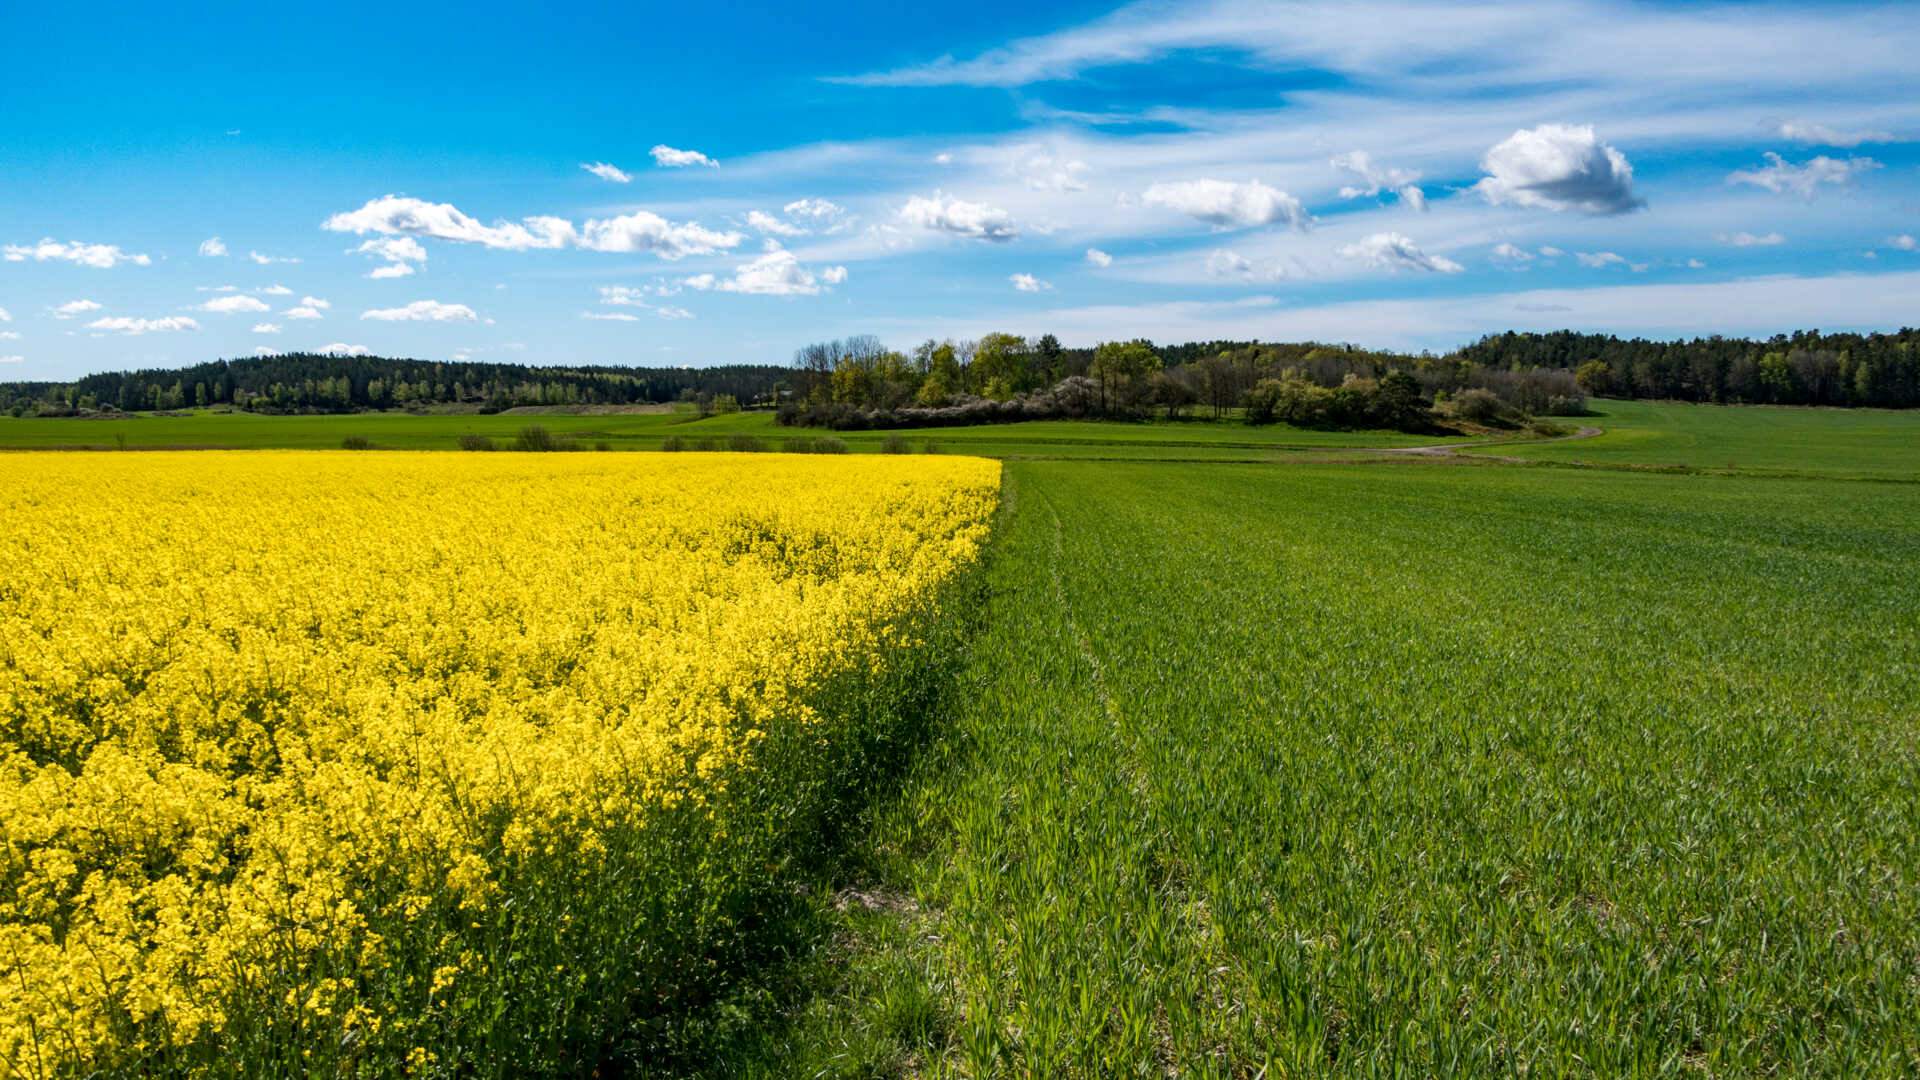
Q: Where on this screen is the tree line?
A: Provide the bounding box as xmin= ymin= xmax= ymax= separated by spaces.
xmin=777 ymin=334 xmax=1582 ymax=432
xmin=1 ymin=354 xmax=793 ymax=416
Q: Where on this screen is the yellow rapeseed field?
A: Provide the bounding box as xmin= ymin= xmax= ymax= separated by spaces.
xmin=0 ymin=450 xmax=999 ymax=1075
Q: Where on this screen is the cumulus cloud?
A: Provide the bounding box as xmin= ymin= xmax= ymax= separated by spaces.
xmin=52 ymin=299 xmax=103 ymax=319
xmin=1331 ymin=151 xmax=1426 ymax=211
xmin=354 ymin=236 xmax=428 ymax=263
xmin=1888 ymin=235 xmax=1918 ymax=252
xmin=681 ymin=242 xmax=846 ymax=296
xmin=248 ymin=250 xmax=300 ymax=265
xmin=1718 ymin=231 xmax=1786 ymax=247
xmin=1473 ymin=124 xmax=1643 ymax=214
xmin=324 ymin=195 xmax=742 ymax=260
xmin=260 ymin=284 xmax=294 ymax=296
xmin=651 ymin=144 xmax=718 ymax=168
xmin=899 ymin=193 xmax=1019 ymax=241
xmin=198 ymin=236 xmax=228 ymax=257
xmin=1085 ymin=247 xmax=1113 ymax=267
xmin=785 ymin=198 xmax=846 ymax=222
xmin=0 ymin=355 xmax=21 ymax=364
xmin=1014 ymin=148 xmax=1089 ymax=192
xmin=318 ymin=343 xmax=370 ymax=356
xmin=4 ymin=239 xmax=152 ymax=268
xmin=285 ymin=297 xmax=329 ymax=320
xmin=361 ymin=299 xmax=478 ymax=322
xmin=88 ymin=315 xmax=198 ymax=334
xmin=582 ymin=311 xmax=641 ymax=322
xmin=1010 ymin=272 xmax=1052 ymax=292
xmin=1143 ymin=178 xmax=1309 ymax=230
xmin=656 ymin=305 xmax=695 ymax=320
xmin=747 ymin=210 xmax=806 ymax=237
xmin=1205 ymin=249 xmax=1287 ymax=282
xmin=1727 ymin=152 xmax=1880 ymax=197
xmin=1778 ymin=122 xmax=1896 ymax=148
xmin=1490 ymin=242 xmax=1534 ymax=264
xmin=1337 ymin=232 xmax=1463 ymax=273
xmin=201 ymin=294 xmax=272 ymax=314
xmin=253 ymin=322 xmax=282 ymax=333
xmin=369 ymin=264 xmax=415 ymax=279
xmin=0 ymin=307 xmax=9 ymax=321
xmin=582 ymin=161 xmax=633 ymax=183
xmin=1575 ymin=250 xmax=1627 ymax=268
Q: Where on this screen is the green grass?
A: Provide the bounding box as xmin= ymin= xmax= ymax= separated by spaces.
xmin=734 ymin=459 xmax=1920 ymax=1076
xmin=0 ymin=407 xmax=1454 ymax=459
xmin=1468 ymin=398 xmax=1920 ymax=479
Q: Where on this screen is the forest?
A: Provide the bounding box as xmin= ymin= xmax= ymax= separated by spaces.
xmin=6 ymin=327 xmax=1918 ymax=423
xmin=0 ymin=354 xmax=791 ymax=416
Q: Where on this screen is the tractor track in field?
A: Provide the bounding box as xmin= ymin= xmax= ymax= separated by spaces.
xmin=1371 ymin=424 xmax=1603 ymax=461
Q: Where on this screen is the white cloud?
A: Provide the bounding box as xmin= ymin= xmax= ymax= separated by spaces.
xmin=248 ymin=250 xmax=300 ymax=265
xmin=747 ymin=210 xmax=806 ymax=237
xmin=361 ymin=299 xmax=478 ymax=322
xmin=934 ymin=152 xmax=954 ymax=165
xmin=1778 ymin=122 xmax=1897 ymax=148
xmin=0 ymin=331 xmax=18 ymax=340
xmin=1142 ymin=178 xmax=1309 ymax=230
xmin=582 ymin=161 xmax=633 ymax=183
xmin=1489 ymin=242 xmax=1534 ymax=264
xmin=285 ymin=305 xmax=325 ymax=320
xmin=52 ymin=299 xmax=103 ymax=319
xmin=899 ymin=192 xmax=1019 ymax=241
xmin=326 ymin=195 xmax=575 ymax=250
xmin=0 ymin=307 xmax=8 ymax=321
xmin=651 ymin=144 xmax=718 ymax=168
xmin=198 ymin=236 xmax=228 ymax=257
xmin=0 ymin=355 xmax=22 ymax=364
xmin=1575 ymin=250 xmax=1627 ymax=268
xmin=4 ymin=239 xmax=152 ymax=268
xmin=1538 ymin=246 xmax=1566 ymax=258
xmin=1727 ymin=152 xmax=1881 ymax=197
xmin=300 ymin=296 xmax=330 ymax=309
xmin=1474 ymin=124 xmax=1642 ymax=214
xmin=657 ymin=305 xmax=695 ymax=320
xmin=1085 ymin=247 xmax=1113 ymax=267
xmin=353 ymin=236 xmax=429 ymax=279
xmin=583 ymin=311 xmax=641 ymax=322
xmin=1204 ymin=248 xmax=1287 ymax=282
xmin=576 ymin=211 xmax=745 ymax=258
xmin=327 ymin=196 xmax=746 ymax=261
xmin=599 ymin=286 xmax=652 ymax=307
xmin=1013 ymin=148 xmax=1089 ymax=192
xmin=201 ymin=294 xmax=271 ymax=314
xmin=88 ymin=315 xmax=198 ymax=334
xmin=1331 ymin=151 xmax=1425 ymax=211
xmin=1718 ymin=231 xmax=1786 ymax=247
xmin=1337 ymin=232 xmax=1463 ymax=273
xmin=1010 ymin=272 xmax=1052 ymax=292
xmin=1686 ymin=258 xmax=1707 ymax=269
xmin=1888 ymin=235 xmax=1918 ymax=252
xmin=317 ymin=343 xmax=370 ymax=357
xmin=682 ymin=243 xmax=846 ymax=296
xmin=252 ymin=346 xmax=281 ymax=356
xmin=785 ymin=198 xmax=846 ymax=221
xmin=252 ymin=322 xmax=282 ymax=334
xmin=260 ymin=284 xmax=294 ymax=296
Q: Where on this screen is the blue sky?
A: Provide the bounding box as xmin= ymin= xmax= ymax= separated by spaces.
xmin=3 ymin=0 xmax=1919 ymax=379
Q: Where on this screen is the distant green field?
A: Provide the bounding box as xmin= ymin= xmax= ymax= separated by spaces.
xmin=744 ymin=460 xmax=1920 ymax=1076
xmin=0 ymin=407 xmax=1454 ymax=458
xmin=1470 ymin=398 xmax=1920 ymax=479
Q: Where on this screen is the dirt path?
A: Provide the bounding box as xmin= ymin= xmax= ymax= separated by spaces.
xmin=1373 ymin=425 xmax=1603 ymax=460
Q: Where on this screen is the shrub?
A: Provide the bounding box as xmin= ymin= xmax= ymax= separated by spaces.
xmin=922 ymin=440 xmax=943 ymax=455
xmin=594 ymin=440 xmax=612 ymax=452
xmin=880 ymin=433 xmax=911 ymax=454
xmin=726 ymin=434 xmax=766 ymax=453
xmin=1441 ymin=387 xmax=1510 ymax=424
xmin=458 ymin=434 xmax=496 ymax=451
xmin=341 ymin=435 xmax=375 ymax=450
xmin=513 ymin=425 xmax=560 ymax=452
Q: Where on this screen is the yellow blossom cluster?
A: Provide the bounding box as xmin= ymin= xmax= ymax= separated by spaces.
xmin=0 ymin=450 xmax=999 ymax=1074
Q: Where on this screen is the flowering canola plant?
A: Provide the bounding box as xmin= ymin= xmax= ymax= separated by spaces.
xmin=0 ymin=450 xmax=999 ymax=1074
